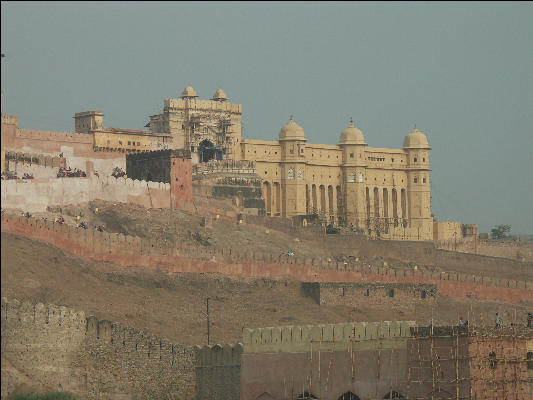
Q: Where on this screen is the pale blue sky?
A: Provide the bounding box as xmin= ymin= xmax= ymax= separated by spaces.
xmin=1 ymin=2 xmax=532 ymax=233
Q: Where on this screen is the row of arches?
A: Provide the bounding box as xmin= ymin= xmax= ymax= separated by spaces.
xmin=261 ymin=181 xmax=410 ymax=229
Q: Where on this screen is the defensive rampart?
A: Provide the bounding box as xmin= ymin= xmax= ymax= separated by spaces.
xmin=1 ymin=297 xmax=196 ymax=400
xmin=1 ymin=214 xmax=532 ymax=305
xmin=1 ymin=115 xmax=125 ymax=175
xmin=0 ymin=175 xmax=170 ymax=212
xmin=195 ymin=344 xmax=242 ymax=400
xmin=242 ymin=321 xmax=415 ymax=354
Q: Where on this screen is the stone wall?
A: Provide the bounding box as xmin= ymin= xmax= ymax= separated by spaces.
xmin=477 ymin=240 xmax=533 ymax=262
xmin=195 ymin=344 xmax=242 ymax=400
xmin=1 ymin=297 xmax=196 ymax=400
xmin=2 ymin=213 xmax=532 ymax=306
xmin=1 ymin=114 xmax=125 ymax=176
xmin=301 ymin=282 xmax=437 ymax=309
xmin=1 ymin=175 xmax=171 ymax=212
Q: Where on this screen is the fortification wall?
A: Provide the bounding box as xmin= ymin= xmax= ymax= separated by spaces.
xmin=242 ymin=321 xmax=415 ymax=354
xmin=239 ymin=322 xmax=418 ymax=400
xmin=477 ymin=240 xmax=533 ymax=262
xmin=1 ymin=176 xmax=170 ymax=212
xmin=301 ymin=282 xmax=436 ymax=309
xmin=1 ymin=297 xmax=196 ymax=400
xmin=2 ymin=214 xmax=532 ymax=305
xmin=1 ymin=116 xmax=125 ymax=175
xmin=195 ymin=344 xmax=242 ymax=400
xmin=7 ymin=161 xmax=61 ymax=178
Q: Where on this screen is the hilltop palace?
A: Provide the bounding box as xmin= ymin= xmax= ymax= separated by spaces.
xmin=1 ymin=85 xmax=448 ymax=241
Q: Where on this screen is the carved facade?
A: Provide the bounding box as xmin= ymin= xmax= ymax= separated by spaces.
xmin=149 ymin=86 xmax=242 ymax=164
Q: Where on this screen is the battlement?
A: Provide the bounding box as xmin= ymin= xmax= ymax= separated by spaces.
xmin=16 ymin=129 xmax=93 ymax=144
xmin=195 ymin=343 xmax=243 ymax=367
xmin=126 ymin=148 xmax=191 ymax=162
xmin=1 ymin=297 xmax=86 ymax=329
xmin=165 ymin=98 xmax=242 ymax=114
xmin=242 ymin=321 xmax=416 ymax=353
xmin=1 ymin=297 xmax=194 ymax=367
xmin=5 ymin=150 xmax=66 ymax=169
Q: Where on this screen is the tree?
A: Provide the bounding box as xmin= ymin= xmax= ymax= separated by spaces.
xmin=491 ymin=224 xmax=511 ymax=239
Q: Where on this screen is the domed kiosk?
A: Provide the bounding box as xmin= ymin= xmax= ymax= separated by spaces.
xmin=212 ymin=88 xmax=229 ymax=102
xmin=180 ymin=85 xmax=198 ymax=99
xmin=403 ymin=127 xmax=430 ymax=149
xmin=278 ymin=116 xmax=306 ymax=141
xmin=338 ymin=119 xmax=366 ymax=145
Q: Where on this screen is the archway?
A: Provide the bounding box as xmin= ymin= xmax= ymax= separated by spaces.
xmin=338 ymin=392 xmax=360 ymax=400
xmin=319 ymin=185 xmax=326 ymax=213
xmin=262 ymin=181 xmax=272 ymax=215
xmin=198 ymin=139 xmax=220 ymax=163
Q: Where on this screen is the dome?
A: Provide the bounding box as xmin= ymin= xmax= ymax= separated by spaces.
xmin=278 ymin=116 xmax=306 ymax=141
xmin=212 ymin=88 xmax=228 ymax=102
xmin=338 ymin=120 xmax=365 ymax=145
xmin=180 ymin=85 xmax=198 ymax=99
xmin=403 ymin=127 xmax=430 ymax=149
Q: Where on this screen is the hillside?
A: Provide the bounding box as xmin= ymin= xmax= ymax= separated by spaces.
xmin=2 ymin=232 xmax=530 ymax=346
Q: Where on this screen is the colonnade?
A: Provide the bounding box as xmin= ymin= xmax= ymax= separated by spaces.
xmin=261 ymin=181 xmax=410 ymax=229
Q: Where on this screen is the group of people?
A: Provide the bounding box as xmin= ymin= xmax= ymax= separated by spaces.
xmin=1 ymin=171 xmax=19 ymax=180
xmin=111 ymin=167 xmax=126 ymax=178
xmin=57 ymin=167 xmax=86 ymax=178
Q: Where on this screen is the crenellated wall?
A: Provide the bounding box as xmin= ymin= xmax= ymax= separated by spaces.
xmin=1 ymin=297 xmax=196 ymax=400
xmin=1 ymin=175 xmax=170 ymax=212
xmin=195 ymin=344 xmax=242 ymax=400
xmin=1 ymin=213 xmax=532 ymax=306
xmin=242 ymin=321 xmax=415 ymax=354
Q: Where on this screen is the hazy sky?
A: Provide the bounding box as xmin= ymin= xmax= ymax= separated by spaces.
xmin=1 ymin=2 xmax=532 ymax=233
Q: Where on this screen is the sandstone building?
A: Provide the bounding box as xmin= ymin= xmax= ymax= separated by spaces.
xmin=2 ymin=86 xmax=436 ymax=240
xmin=239 ymin=117 xmax=433 ymax=241
xmin=145 ymin=87 xmax=433 ymax=240
xmin=148 ymin=86 xmax=243 ymax=163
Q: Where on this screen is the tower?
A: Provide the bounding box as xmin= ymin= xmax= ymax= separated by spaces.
xmin=278 ymin=116 xmax=307 ymax=218
xmin=73 ymin=111 xmax=103 ymax=133
xmin=403 ymin=126 xmax=433 ymax=240
xmin=338 ymin=119 xmax=367 ymax=229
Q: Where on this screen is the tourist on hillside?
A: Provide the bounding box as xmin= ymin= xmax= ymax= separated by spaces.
xmin=458 ymin=317 xmax=465 ymax=326
xmin=495 ymin=312 xmax=502 ymax=327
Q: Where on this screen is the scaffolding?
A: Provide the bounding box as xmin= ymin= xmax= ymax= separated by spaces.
xmin=279 ymin=322 xmax=532 ymax=400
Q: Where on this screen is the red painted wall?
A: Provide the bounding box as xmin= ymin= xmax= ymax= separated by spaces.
xmin=170 ymin=156 xmax=193 ymax=209
xmin=2 ymin=215 xmax=531 ymax=305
